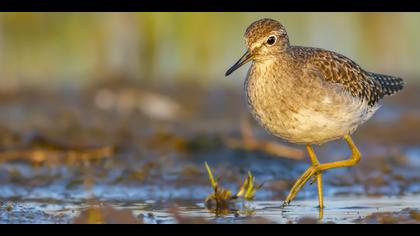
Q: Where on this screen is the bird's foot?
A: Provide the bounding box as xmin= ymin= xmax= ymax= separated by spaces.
xmin=281 ymin=200 xmax=290 ymax=208
xmin=284 ymin=165 xmax=321 ymax=206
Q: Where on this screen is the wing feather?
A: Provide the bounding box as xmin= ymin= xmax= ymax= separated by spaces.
xmin=292 ymin=46 xmax=392 ymax=106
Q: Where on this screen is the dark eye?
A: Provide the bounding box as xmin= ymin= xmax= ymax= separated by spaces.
xmin=266 ymin=36 xmax=276 ymax=45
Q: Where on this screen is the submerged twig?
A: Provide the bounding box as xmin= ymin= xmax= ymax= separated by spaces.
xmin=225 ymin=116 xmax=304 ymax=160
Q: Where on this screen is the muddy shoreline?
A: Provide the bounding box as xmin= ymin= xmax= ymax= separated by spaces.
xmin=0 ymin=82 xmax=419 ymax=223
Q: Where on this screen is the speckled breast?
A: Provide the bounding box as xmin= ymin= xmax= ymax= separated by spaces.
xmin=244 ymin=63 xmax=375 ymax=145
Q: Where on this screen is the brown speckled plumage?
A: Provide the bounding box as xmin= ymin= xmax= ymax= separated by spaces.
xmin=230 ymin=18 xmax=405 ymax=145
xmin=225 ymin=18 xmax=406 ymax=208
xmin=289 ymin=46 xmax=404 ymax=107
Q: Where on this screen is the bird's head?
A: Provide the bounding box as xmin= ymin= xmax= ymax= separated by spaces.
xmin=225 ymin=18 xmax=290 ymax=76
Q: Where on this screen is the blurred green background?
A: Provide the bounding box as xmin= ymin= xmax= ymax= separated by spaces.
xmin=0 ymin=13 xmax=420 ymax=225
xmin=0 ymin=12 xmax=418 ymax=90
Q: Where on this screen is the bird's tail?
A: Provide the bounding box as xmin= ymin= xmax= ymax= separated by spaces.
xmin=370 ymin=73 xmax=405 ymax=96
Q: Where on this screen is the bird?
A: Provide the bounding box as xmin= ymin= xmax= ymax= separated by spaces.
xmin=225 ymin=18 xmax=405 ymax=209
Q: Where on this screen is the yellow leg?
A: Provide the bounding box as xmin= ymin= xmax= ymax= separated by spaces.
xmin=283 ymin=135 xmax=361 ymax=207
xmin=306 ymin=145 xmax=324 ymax=209
xmin=316 ymin=172 xmax=324 ymax=209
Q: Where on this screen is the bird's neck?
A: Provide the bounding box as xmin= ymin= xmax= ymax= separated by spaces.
xmin=246 ymin=53 xmax=298 ymax=98
xmin=250 ymin=52 xmax=297 ymax=80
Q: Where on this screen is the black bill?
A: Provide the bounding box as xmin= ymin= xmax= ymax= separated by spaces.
xmin=225 ymin=50 xmax=253 ymax=76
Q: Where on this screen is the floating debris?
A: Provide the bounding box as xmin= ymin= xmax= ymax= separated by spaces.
xmin=204 ymin=162 xmax=263 ymax=216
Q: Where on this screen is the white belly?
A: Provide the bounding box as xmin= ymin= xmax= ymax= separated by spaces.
xmin=249 ymin=93 xmax=379 ymax=145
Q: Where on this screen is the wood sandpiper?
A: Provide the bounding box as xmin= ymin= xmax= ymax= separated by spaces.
xmin=225 ymin=18 xmax=405 ymax=209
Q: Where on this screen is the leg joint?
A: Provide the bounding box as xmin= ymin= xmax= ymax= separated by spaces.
xmin=345 ymin=135 xmax=362 ymax=165
xmin=351 ymin=149 xmax=361 ymax=164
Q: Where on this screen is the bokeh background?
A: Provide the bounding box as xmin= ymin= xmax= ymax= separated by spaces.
xmin=0 ymin=13 xmax=419 ymax=223
xmin=0 ymin=12 xmax=419 ymax=90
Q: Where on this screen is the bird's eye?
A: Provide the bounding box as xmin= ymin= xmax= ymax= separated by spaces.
xmin=266 ymin=36 xmax=276 ymax=45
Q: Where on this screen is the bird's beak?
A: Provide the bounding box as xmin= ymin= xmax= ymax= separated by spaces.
xmin=225 ymin=50 xmax=253 ymax=76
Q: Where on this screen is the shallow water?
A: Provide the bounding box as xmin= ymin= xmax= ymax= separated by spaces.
xmin=1 ymin=196 xmax=420 ymax=224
